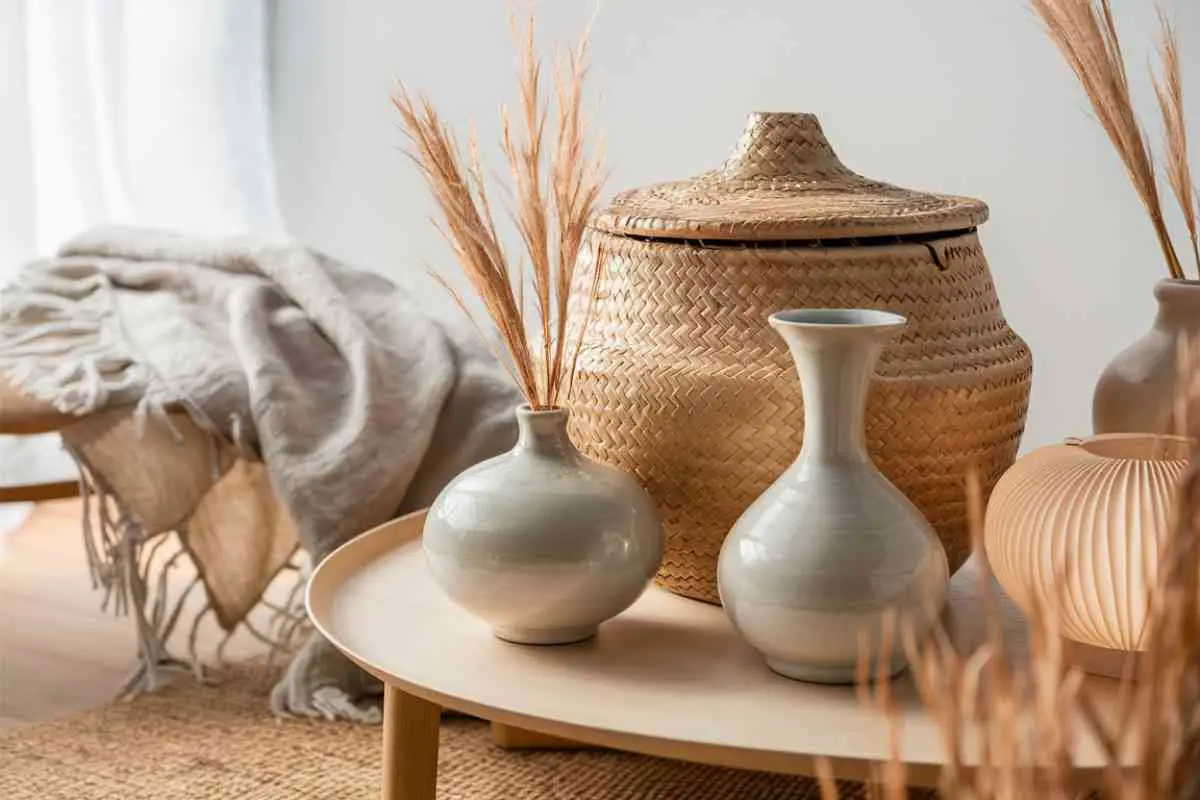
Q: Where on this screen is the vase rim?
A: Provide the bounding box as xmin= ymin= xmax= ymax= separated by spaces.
xmin=769 ymin=308 xmax=906 ymax=330
xmin=1067 ymin=432 xmax=1192 ymax=462
xmin=516 ymin=404 xmax=568 ymax=418
xmin=1155 ymin=277 xmax=1200 ymax=297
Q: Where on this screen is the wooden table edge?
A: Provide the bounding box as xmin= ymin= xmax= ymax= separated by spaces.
xmin=308 ymin=511 xmax=1109 ymax=793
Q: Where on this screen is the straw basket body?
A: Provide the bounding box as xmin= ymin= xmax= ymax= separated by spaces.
xmin=569 ymin=112 xmax=1032 ymax=603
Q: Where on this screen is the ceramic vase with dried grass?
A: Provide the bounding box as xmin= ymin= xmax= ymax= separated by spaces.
xmin=845 ymin=5 xmax=1200 ymax=792
xmin=396 ymin=18 xmax=662 ymax=644
xmin=424 ymin=404 xmax=662 ymax=644
xmin=1094 ymin=279 xmax=1200 ymax=434
xmin=1029 ymin=0 xmax=1200 ymax=434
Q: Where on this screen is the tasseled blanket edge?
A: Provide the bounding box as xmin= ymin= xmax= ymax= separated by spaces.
xmin=68 ymin=444 xmax=311 ymax=696
xmin=68 ymin=445 xmax=206 ymax=695
xmin=1 ymin=266 xmax=307 ymax=696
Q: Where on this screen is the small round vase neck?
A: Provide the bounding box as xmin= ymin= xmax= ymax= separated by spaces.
xmin=516 ymin=404 xmax=569 ymax=418
xmin=515 ymin=405 xmax=576 ymax=458
xmin=1147 ymin=278 xmax=1200 ymax=309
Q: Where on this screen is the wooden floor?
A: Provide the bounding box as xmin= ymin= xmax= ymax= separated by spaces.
xmin=0 ymin=500 xmax=273 ymax=730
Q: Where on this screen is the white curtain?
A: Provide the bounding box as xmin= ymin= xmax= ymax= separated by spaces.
xmin=0 ymin=0 xmax=281 ymax=534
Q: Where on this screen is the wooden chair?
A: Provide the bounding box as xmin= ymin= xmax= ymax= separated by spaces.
xmin=0 ymin=378 xmax=81 ymax=503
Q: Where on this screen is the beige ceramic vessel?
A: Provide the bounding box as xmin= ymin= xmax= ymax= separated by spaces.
xmin=718 ymin=309 xmax=948 ymax=683
xmin=1094 ymin=279 xmax=1200 ymax=435
xmin=984 ymin=433 xmax=1190 ymax=675
xmin=423 ymin=406 xmax=663 ymax=645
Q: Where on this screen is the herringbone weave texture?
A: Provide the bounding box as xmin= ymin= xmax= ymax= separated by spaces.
xmin=0 ymin=664 xmax=936 ymax=799
xmin=570 ymin=233 xmax=1032 ymax=603
xmin=594 ymin=113 xmax=989 ymax=241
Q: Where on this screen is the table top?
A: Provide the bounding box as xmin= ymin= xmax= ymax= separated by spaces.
xmin=308 ymin=510 xmax=1116 ymax=787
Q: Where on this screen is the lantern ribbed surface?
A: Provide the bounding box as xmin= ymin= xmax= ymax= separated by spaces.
xmin=985 ymin=435 xmax=1189 ymax=652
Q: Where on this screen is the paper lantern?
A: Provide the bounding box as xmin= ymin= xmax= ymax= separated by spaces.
xmin=985 ymin=434 xmax=1189 ymax=672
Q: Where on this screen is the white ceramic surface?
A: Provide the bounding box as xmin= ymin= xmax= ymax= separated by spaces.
xmin=1093 ymin=279 xmax=1200 ymax=435
xmin=718 ymin=309 xmax=949 ymax=683
xmin=423 ymin=405 xmax=663 ymax=645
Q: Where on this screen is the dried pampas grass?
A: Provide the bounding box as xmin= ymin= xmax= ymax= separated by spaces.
xmin=827 ymin=427 xmax=1200 ymax=796
xmin=1153 ymin=12 xmax=1200 ymax=274
xmin=393 ymin=13 xmax=605 ymax=410
xmin=823 ymin=468 xmax=1086 ymax=799
xmin=1033 ymin=0 xmax=1197 ymax=280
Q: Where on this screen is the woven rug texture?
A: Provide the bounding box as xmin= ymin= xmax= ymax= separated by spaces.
xmin=0 ymin=664 xmax=936 ymax=799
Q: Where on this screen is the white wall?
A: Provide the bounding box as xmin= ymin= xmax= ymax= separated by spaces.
xmin=270 ymin=0 xmax=1200 ymax=452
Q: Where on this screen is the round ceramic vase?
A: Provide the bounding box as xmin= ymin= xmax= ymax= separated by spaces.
xmin=718 ymin=309 xmax=949 ymax=684
xmin=423 ymin=405 xmax=664 ymax=645
xmin=1094 ymin=279 xmax=1200 ymax=435
xmin=985 ymin=433 xmax=1190 ymax=676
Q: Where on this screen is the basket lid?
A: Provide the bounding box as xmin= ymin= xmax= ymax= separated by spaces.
xmin=593 ymin=112 xmax=988 ymax=242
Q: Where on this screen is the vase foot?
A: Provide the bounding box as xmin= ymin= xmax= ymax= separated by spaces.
xmin=1064 ymin=639 xmax=1140 ymax=679
xmin=766 ymin=657 xmax=906 ymax=685
xmin=493 ymin=625 xmax=598 ymax=645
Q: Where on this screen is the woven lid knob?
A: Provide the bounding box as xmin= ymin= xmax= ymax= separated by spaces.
xmin=720 ymin=112 xmax=851 ymax=181
xmin=594 ymin=111 xmax=989 ymax=242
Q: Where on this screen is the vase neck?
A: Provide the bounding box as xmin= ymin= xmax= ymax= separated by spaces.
xmin=770 ymin=310 xmax=904 ymax=464
xmin=1153 ymin=279 xmax=1200 ymax=332
xmin=515 ymin=406 xmax=578 ymax=460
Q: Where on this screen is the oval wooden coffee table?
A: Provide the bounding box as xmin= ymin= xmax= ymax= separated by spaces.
xmin=308 ymin=510 xmax=1114 ymax=799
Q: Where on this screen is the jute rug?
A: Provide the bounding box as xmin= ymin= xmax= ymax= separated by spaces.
xmin=0 ymin=663 xmax=934 ymax=799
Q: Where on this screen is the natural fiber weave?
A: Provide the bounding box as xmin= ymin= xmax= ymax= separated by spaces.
xmin=571 ymin=232 xmax=1032 ymax=603
xmin=0 ymin=664 xmax=935 ymax=799
xmin=594 ymin=113 xmax=988 ymax=241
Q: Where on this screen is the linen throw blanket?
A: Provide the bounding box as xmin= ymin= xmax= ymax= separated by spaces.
xmin=0 ymin=227 xmax=520 ymax=720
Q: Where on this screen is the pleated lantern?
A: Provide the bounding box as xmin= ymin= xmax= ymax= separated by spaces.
xmin=985 ymin=433 xmax=1189 ymax=674
xmin=569 ymin=111 xmax=1033 ymax=603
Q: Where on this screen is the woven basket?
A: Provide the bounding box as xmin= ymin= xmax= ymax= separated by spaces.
xmin=569 ymin=112 xmax=1032 ymax=604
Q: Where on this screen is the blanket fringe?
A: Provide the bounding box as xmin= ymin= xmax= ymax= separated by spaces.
xmin=5 ymin=263 xmax=296 ymax=694
xmin=69 ymin=446 xmax=203 ymax=695
xmin=68 ymin=444 xmax=308 ymax=695
xmin=2 ymin=244 xmax=366 ymax=706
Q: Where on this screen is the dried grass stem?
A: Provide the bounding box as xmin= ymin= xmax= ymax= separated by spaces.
xmin=1033 ymin=0 xmax=1196 ymax=280
xmin=394 ymin=14 xmax=605 ymax=409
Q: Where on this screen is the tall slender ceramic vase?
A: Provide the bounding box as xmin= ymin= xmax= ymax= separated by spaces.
xmin=1094 ymin=279 xmax=1200 ymax=434
xmin=718 ymin=309 xmax=949 ymax=683
xmin=423 ymin=406 xmax=664 ymax=645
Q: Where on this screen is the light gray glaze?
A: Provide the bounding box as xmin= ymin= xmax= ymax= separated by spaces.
xmin=718 ymin=309 xmax=949 ymax=683
xmin=1094 ymin=279 xmax=1200 ymax=434
xmin=423 ymin=406 xmax=663 ymax=645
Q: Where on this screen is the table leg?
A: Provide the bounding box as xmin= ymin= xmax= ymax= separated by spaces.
xmin=381 ymin=684 xmax=441 ymax=800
